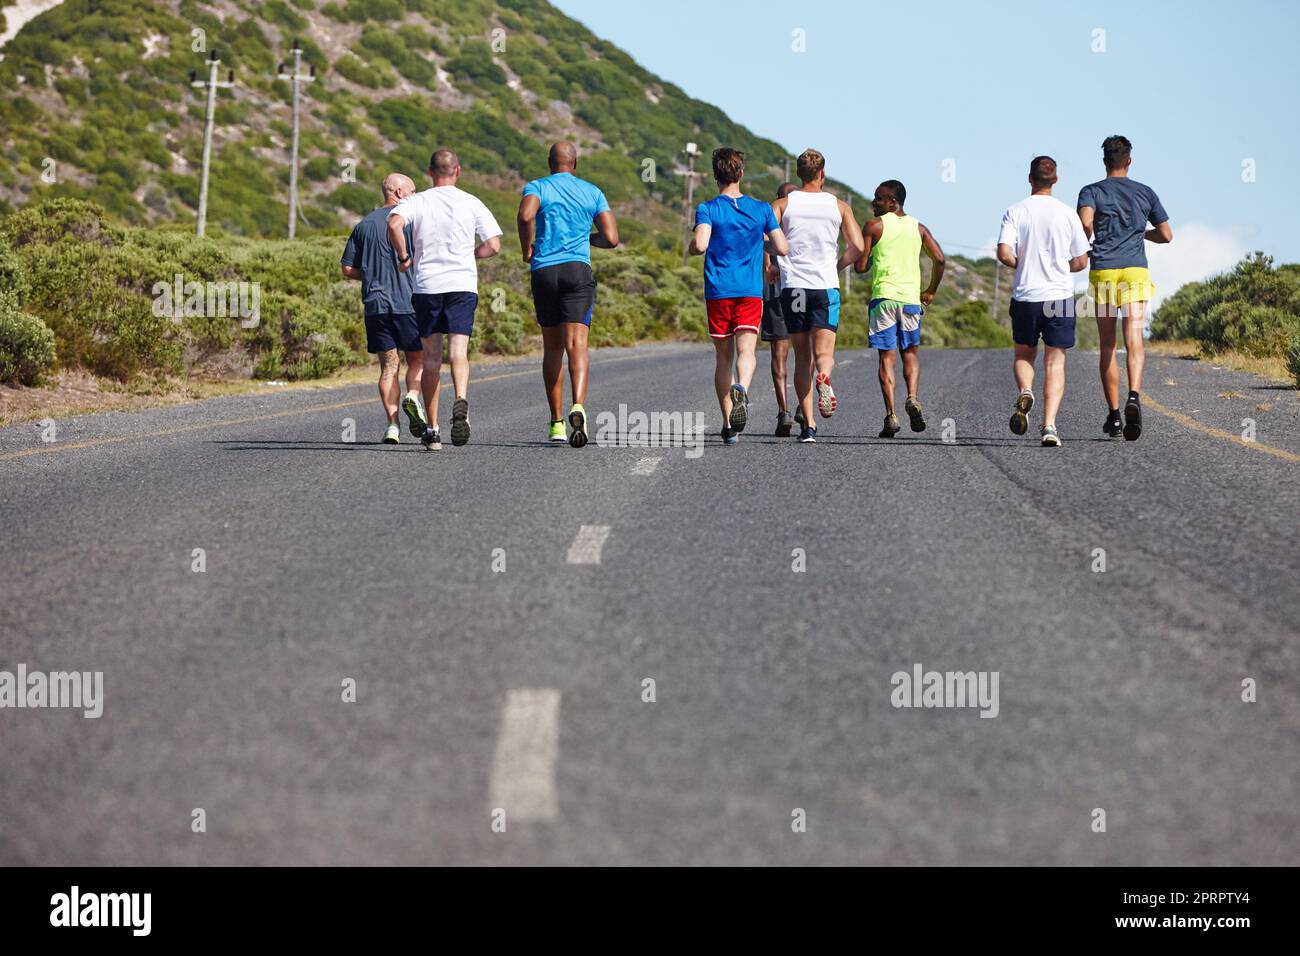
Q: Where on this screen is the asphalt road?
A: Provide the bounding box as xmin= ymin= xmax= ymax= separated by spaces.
xmin=1 ymin=344 xmax=1297 ymax=865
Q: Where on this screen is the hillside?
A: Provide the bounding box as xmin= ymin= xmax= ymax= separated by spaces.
xmin=0 ymin=0 xmax=1008 ymax=399
xmin=0 ymin=0 xmax=880 ymax=241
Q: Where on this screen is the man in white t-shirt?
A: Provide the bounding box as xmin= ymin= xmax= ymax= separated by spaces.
xmin=996 ymin=155 xmax=1090 ymax=447
xmin=388 ymin=149 xmax=503 ymax=448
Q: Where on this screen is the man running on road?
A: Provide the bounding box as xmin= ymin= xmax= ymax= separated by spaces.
xmin=997 ymin=156 xmax=1091 ymax=446
xmin=773 ymin=149 xmax=863 ymax=443
xmin=389 ymin=149 xmax=502 ymax=448
xmin=1077 ymin=134 xmax=1173 ymax=441
xmin=341 ymin=173 xmax=420 ymax=445
xmin=761 ymin=181 xmax=799 ymax=436
xmin=690 ymin=149 xmax=788 ymax=445
xmin=855 ymin=180 xmax=945 ymax=438
xmin=516 ymin=142 xmax=620 ymax=447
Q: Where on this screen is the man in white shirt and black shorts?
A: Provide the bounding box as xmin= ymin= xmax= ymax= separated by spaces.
xmin=996 ymin=155 xmax=1091 ymax=446
xmin=389 ymin=149 xmax=502 ymax=448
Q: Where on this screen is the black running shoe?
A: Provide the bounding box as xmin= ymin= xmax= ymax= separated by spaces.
xmin=1103 ymin=409 xmax=1122 ymax=438
xmin=1009 ymin=389 xmax=1034 ymax=436
xmin=1123 ymin=395 xmax=1142 ymax=441
xmin=451 ymin=397 xmax=471 ymax=446
xmin=880 ymin=413 xmax=901 ymax=438
xmin=775 ymin=410 xmax=794 ymax=437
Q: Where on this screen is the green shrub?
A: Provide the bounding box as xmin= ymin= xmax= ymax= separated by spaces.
xmin=1 ymin=197 xmax=121 ymax=248
xmin=1286 ymin=329 xmax=1300 ymax=388
xmin=0 ymin=239 xmax=25 ymax=299
xmin=0 ymin=293 xmax=57 ymax=385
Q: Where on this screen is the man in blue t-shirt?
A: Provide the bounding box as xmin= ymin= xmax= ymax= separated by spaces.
xmin=1077 ymin=134 xmax=1173 ymax=441
xmin=341 ymin=172 xmax=422 ymax=445
xmin=516 ymin=141 xmax=620 ymax=448
xmin=689 ymin=148 xmax=788 ymax=444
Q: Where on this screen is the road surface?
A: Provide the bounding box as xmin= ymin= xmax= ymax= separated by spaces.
xmin=1 ymin=344 xmax=1297 ymax=865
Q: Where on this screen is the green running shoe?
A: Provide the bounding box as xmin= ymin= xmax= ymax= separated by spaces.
xmin=548 ymin=419 xmax=567 ymax=443
xmin=401 ymin=391 xmax=428 ymax=437
xmin=382 ymin=423 xmax=400 ymax=444
xmin=568 ymin=403 xmax=588 ymax=448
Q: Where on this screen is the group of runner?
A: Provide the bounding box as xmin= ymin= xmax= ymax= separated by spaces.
xmin=341 ymin=134 xmax=1170 ymax=448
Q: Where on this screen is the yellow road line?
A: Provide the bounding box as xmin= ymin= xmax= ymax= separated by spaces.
xmin=1143 ymin=395 xmax=1300 ymax=464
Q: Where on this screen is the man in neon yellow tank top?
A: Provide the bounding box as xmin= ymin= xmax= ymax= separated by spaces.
xmin=854 ymin=180 xmax=946 ymax=438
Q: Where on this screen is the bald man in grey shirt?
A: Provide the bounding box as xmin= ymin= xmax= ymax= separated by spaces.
xmin=341 ymin=174 xmax=430 ymax=445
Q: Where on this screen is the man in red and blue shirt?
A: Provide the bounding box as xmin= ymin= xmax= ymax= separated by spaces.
xmin=690 ymin=148 xmax=788 ymax=445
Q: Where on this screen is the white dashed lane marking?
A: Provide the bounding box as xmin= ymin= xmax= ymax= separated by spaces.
xmin=566 ymin=524 xmax=611 ymax=564
xmin=488 ymin=689 xmax=561 ymax=822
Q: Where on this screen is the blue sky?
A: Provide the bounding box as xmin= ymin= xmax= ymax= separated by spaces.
xmin=553 ymin=0 xmax=1300 ymax=298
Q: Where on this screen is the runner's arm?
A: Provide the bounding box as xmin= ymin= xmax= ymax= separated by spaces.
xmin=340 ymin=265 xmax=362 ymax=279
xmin=1145 ymin=221 xmax=1173 ymax=243
xmin=590 ymin=210 xmax=620 ymax=249
xmin=995 ymin=244 xmax=1017 ymax=270
xmin=837 ymin=200 xmax=864 ymax=272
xmin=517 ymin=194 xmax=540 ymax=264
xmin=853 ymin=218 xmax=882 ymax=273
xmin=474 ymin=236 xmax=501 ymax=259
xmin=1077 ymin=204 xmax=1095 ymax=239
xmin=387 ymin=212 xmax=412 ymax=273
xmin=689 ymin=223 xmax=711 ymax=256
xmin=919 ymin=223 xmax=945 ymax=306
xmin=1069 ymin=254 xmax=1089 ymax=272
xmin=766 ymin=227 xmax=788 ymax=258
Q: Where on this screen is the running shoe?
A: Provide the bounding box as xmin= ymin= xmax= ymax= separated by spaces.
xmin=1041 ymin=424 xmax=1061 ymax=447
xmin=775 ymin=410 xmax=794 ymax=437
xmin=450 ymin=397 xmax=470 ymax=446
xmin=721 ymin=425 xmax=738 ymax=446
xmin=548 ymin=419 xmax=567 ymax=443
xmin=1123 ymin=394 xmax=1142 ymax=441
xmin=1103 ymin=409 xmax=1123 ymax=438
xmin=815 ymin=371 xmax=836 ymax=418
xmin=1009 ymin=389 xmax=1034 ymax=436
xmin=794 ymin=405 xmax=806 ymax=428
xmin=382 ymin=423 xmax=400 ymax=444
xmin=421 ymin=428 xmax=442 ymax=451
xmin=904 ymin=396 xmax=927 ymax=432
xmin=798 ymin=424 xmax=817 ymax=443
xmin=401 ymin=390 xmax=428 ymax=438
xmin=568 ymin=403 xmax=588 ymax=448
xmin=728 ymin=383 xmax=749 ymax=432
xmin=879 ymin=413 xmax=901 ymax=438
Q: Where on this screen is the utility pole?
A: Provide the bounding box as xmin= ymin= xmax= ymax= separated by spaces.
xmin=277 ymin=40 xmax=316 ymax=239
xmin=783 ymin=156 xmax=790 ymax=184
xmin=190 ymin=50 xmax=234 ymax=238
xmin=676 ymin=141 xmax=700 ymax=266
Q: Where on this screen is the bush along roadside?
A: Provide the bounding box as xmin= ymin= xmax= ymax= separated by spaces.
xmin=1 ymin=198 xmax=1020 ymax=392
xmin=1151 ymin=252 xmax=1300 ymax=386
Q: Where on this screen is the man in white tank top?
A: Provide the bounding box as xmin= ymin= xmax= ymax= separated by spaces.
xmin=772 ymin=149 xmax=863 ymax=443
